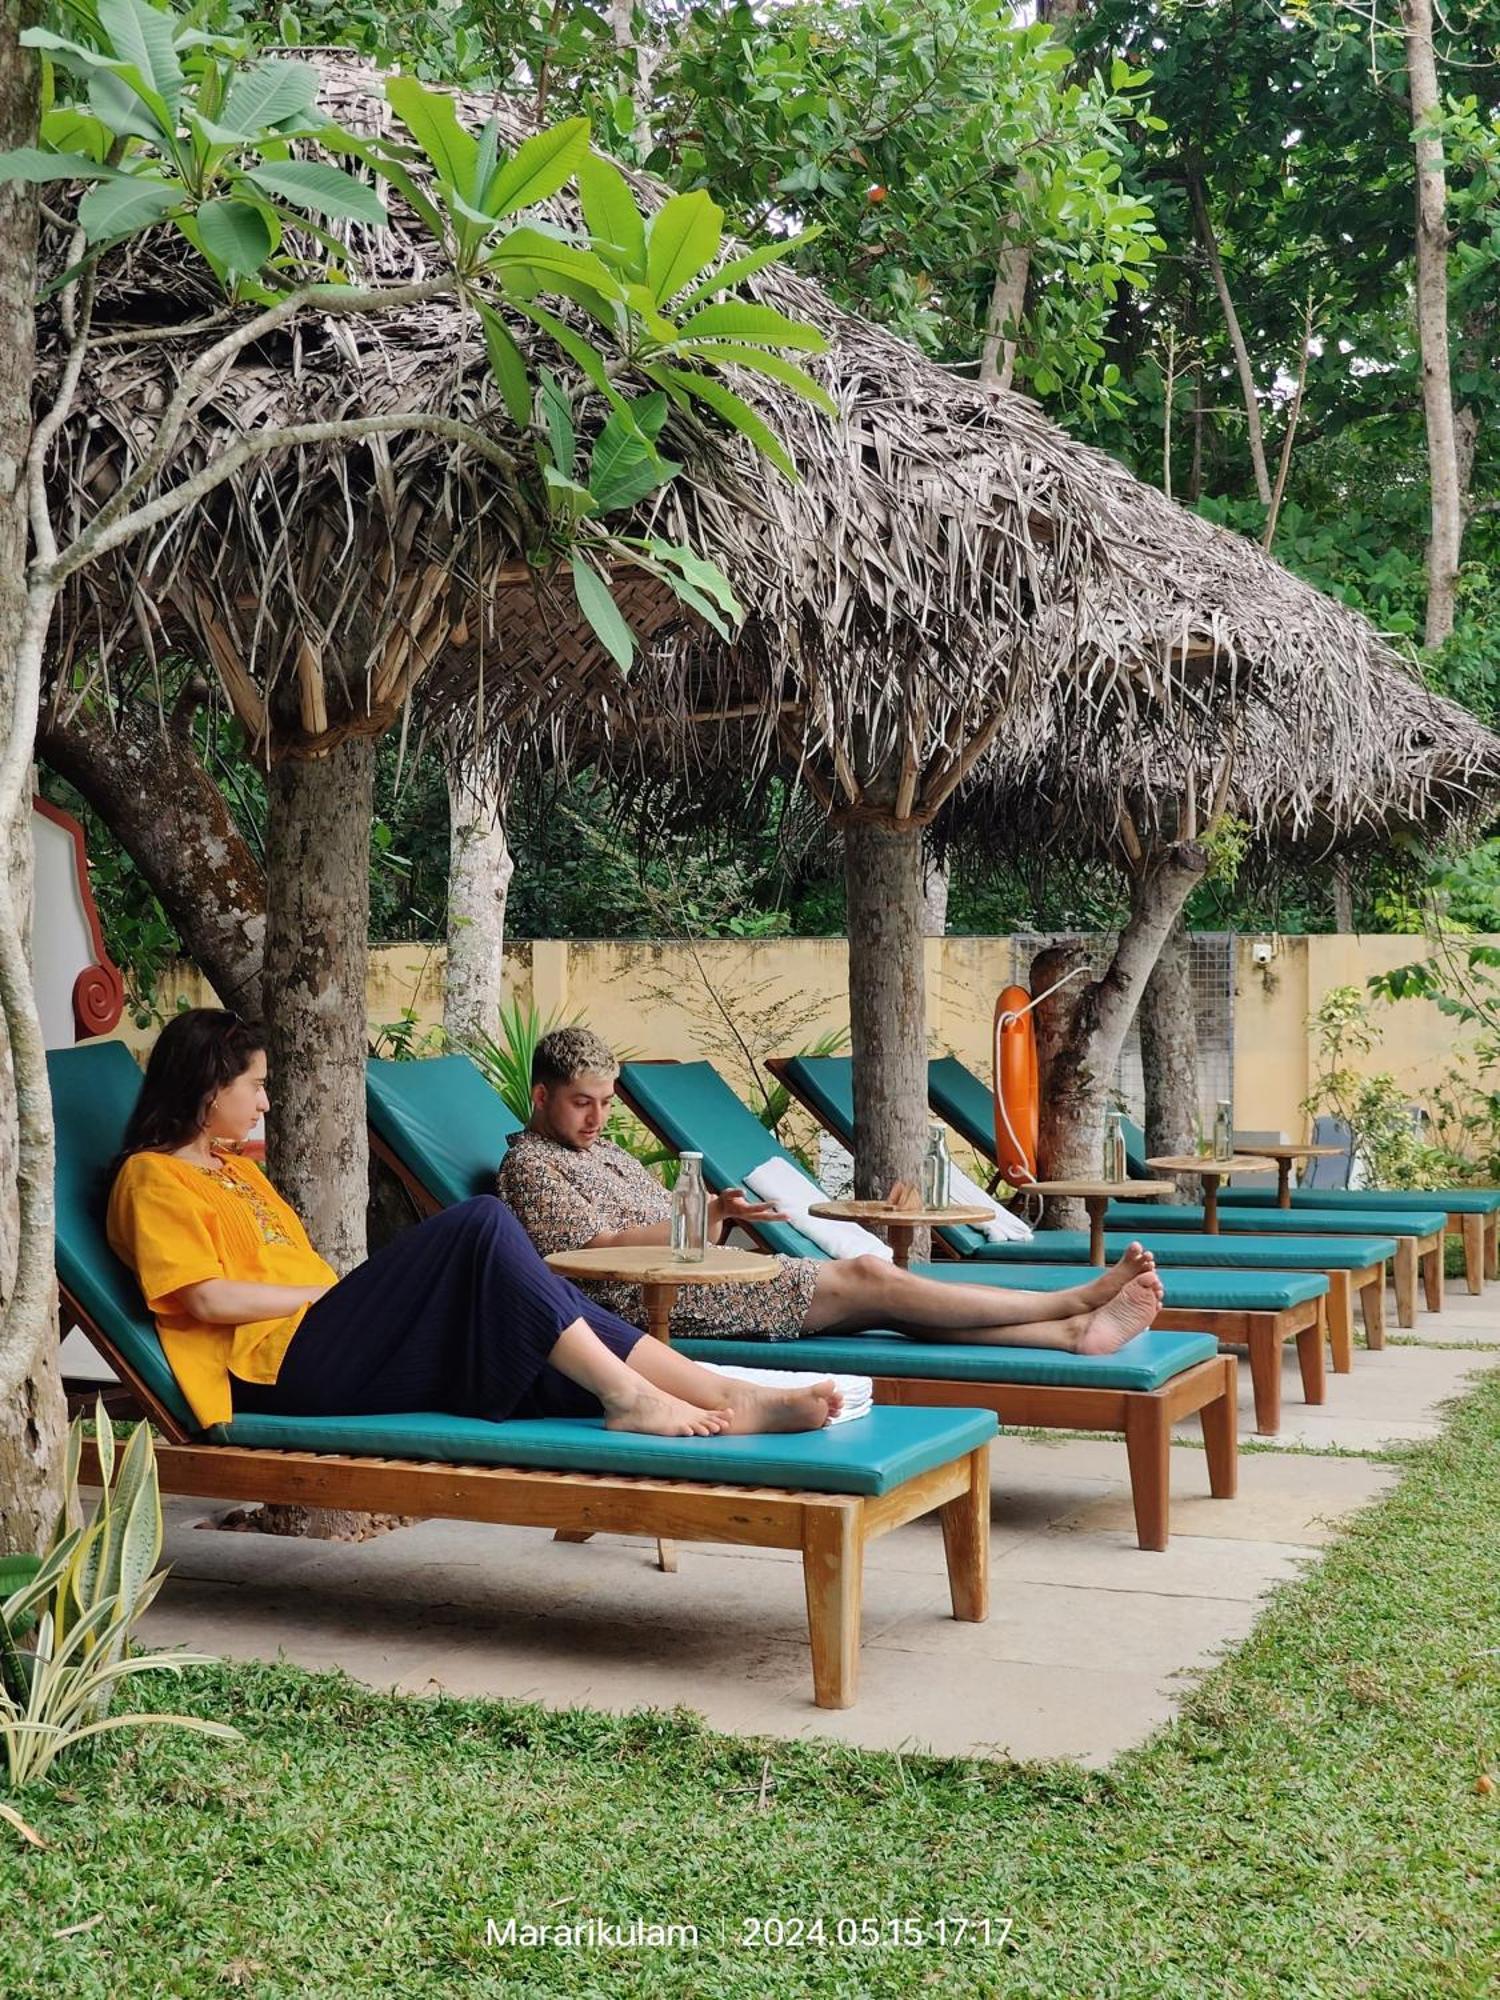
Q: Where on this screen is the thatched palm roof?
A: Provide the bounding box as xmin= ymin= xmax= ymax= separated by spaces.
xmin=942 ymin=654 xmax=1500 ymax=872
xmin=39 ymin=50 xmax=1438 ymax=839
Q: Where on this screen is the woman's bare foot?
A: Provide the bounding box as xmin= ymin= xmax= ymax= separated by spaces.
xmin=715 ymin=1376 xmax=842 ymax=1434
xmin=1078 ymin=1242 xmax=1157 ymax=1308
xmin=1078 ymin=1270 xmax=1165 ymax=1354
xmin=602 ymin=1383 xmax=732 ymax=1437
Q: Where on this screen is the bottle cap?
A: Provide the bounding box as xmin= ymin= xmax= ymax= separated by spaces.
xmin=681 ymin=1150 xmax=703 ymax=1160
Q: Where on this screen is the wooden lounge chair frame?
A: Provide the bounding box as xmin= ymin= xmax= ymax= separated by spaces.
xmin=611 ymin=1064 xmax=1241 ymax=1545
xmin=759 ymin=1056 xmax=1328 ymax=1439
xmin=60 ymin=1275 xmax=989 ymax=1712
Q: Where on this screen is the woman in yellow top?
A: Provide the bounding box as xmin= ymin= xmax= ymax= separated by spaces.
xmin=109 ymin=1009 xmax=842 ymax=1438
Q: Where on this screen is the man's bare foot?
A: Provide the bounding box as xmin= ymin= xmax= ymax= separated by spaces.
xmin=1079 ymin=1242 xmax=1157 ymax=1308
xmin=1078 ymin=1271 xmax=1164 ymax=1354
xmin=716 ymin=1376 xmax=842 ymax=1434
xmin=602 ymin=1384 xmax=732 ymax=1437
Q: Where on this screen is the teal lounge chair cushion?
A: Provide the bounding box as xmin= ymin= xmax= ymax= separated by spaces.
xmin=1218 ymin=1187 xmax=1500 ymax=1216
xmin=954 ymin=1229 xmax=1398 ymax=1272
xmin=676 ymin=1329 xmax=1219 ymax=1393
xmin=368 ymin=1054 xmax=522 ymax=1207
xmin=926 ymin=1054 xmax=1003 ymax=1158
xmin=216 ymin=1404 xmax=997 ymax=1497
xmin=1103 ymin=1201 xmax=1446 ymax=1239
xmin=48 ymin=1041 xmax=200 ymax=1436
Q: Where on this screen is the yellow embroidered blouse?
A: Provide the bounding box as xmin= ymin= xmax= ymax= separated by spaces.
xmin=107 ymin=1149 xmax=337 ymax=1430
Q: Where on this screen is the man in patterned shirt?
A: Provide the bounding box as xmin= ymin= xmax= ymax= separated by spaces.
xmin=498 ymin=1029 xmax=1164 ymax=1350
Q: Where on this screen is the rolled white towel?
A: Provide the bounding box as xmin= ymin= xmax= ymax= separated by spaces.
xmin=946 ymin=1157 xmax=1033 ymax=1242
xmin=744 ymin=1156 xmax=893 ymax=1261
xmin=698 ymin=1362 xmax=874 ymax=1426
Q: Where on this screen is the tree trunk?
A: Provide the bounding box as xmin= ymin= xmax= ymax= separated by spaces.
xmin=1034 ymin=844 xmax=1209 ymax=1226
xmin=0 ymin=1 xmax=67 ymax=1552
xmin=844 ymin=819 xmax=927 ymax=1205
xmin=977 ymin=0 xmax=1080 ymax=392
xmin=1188 ymin=172 xmax=1272 ymax=506
xmin=1332 ymin=858 xmax=1355 ymax=933
xmin=263 ymin=738 xmax=374 ymax=1273
xmin=443 ymin=751 xmax=511 ymax=1045
xmin=608 ymin=0 xmax=659 ymax=154
xmin=1139 ymin=913 xmax=1199 ymax=1170
xmin=1403 ymin=0 xmax=1463 ymax=647
xmin=38 ymin=690 xmax=266 ymax=1015
xmin=919 ymin=847 xmax=949 ymax=938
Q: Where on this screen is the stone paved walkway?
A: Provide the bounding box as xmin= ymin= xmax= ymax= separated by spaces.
xmin=133 ymin=1285 xmax=1500 ymax=1765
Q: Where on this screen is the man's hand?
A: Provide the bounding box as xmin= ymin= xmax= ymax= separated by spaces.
xmin=709 ymin=1188 xmax=789 ymax=1241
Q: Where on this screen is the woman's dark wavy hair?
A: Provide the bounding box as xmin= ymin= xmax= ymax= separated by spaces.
xmin=113 ymin=1008 xmax=266 ymax=1177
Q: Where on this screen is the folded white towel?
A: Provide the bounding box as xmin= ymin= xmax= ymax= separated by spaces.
xmin=744 ymin=1156 xmax=893 ymax=1261
xmin=946 ymin=1157 xmax=1033 ymax=1242
xmin=698 ymin=1363 xmax=874 ymax=1426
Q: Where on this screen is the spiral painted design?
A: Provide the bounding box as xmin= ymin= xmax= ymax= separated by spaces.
xmin=72 ymin=964 xmax=125 ymax=1038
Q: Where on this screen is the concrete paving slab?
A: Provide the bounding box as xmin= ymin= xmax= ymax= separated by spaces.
xmin=991 ymin=1529 xmax=1315 ymax=1600
xmin=1392 ymin=1289 xmax=1500 ymax=1347
xmin=1069 ymin=1449 xmax=1400 ymax=1545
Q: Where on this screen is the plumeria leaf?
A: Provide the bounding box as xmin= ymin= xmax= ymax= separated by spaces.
xmin=570 ymin=553 xmax=635 ymax=671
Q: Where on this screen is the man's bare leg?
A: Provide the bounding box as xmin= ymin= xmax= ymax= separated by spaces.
xmin=801 ymin=1246 xmax=1165 ymax=1354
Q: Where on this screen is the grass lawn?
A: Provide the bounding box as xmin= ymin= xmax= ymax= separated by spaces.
xmin=6 ymin=1376 xmax=1500 ymax=1999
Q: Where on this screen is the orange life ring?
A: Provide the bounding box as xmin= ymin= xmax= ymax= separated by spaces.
xmin=993 ymin=985 xmax=1039 ymax=1187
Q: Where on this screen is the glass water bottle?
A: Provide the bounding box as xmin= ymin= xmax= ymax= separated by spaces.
xmin=1103 ymin=1111 xmax=1127 ymax=1183
xmin=1212 ymin=1099 xmax=1234 ymax=1159
xmin=920 ymin=1123 xmax=953 ymax=1209
xmin=671 ymin=1152 xmax=709 ymax=1262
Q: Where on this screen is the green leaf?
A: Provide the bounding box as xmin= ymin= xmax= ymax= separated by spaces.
xmin=246 ymin=160 xmax=386 ymax=224
xmin=195 ymin=196 xmax=275 ymax=274
xmin=385 ymin=73 xmax=476 ymax=196
xmin=673 ymin=302 xmax=825 ymax=351
xmin=0 ymin=146 xmax=116 ymax=185
xmin=645 ymin=190 xmax=724 ymax=307
xmin=98 ymin=0 xmax=184 ymax=114
xmin=543 ymin=466 xmax=599 ymax=520
xmin=512 ymin=301 xmax=619 ymax=403
xmin=475 ymin=300 xmax=532 ymax=427
xmin=489 ymin=228 xmax=624 ymax=304
xmin=321 ymin=129 xmax=448 ymax=242
xmin=588 ymin=406 xmax=679 ymax=515
xmin=656 ymin=366 xmax=796 ymax=480
xmin=539 ymin=368 xmax=575 ymax=479
xmin=40 ymin=106 xmax=114 ymax=162
xmin=219 ymin=58 xmax=321 ymax=138
xmin=570 ymin=554 xmax=635 ymax=672
xmin=87 ymin=68 xmax=172 ymax=146
xmin=78 ymin=171 xmax=181 ymax=243
xmin=646 ymin=540 xmax=743 ymax=624
xmin=670 ymin=342 xmax=836 ymax=415
xmin=488 ymin=117 xmax=590 ymax=219
xmin=577 ymin=150 xmax=646 ymax=280
xmin=675 ymin=227 xmax=820 ymax=311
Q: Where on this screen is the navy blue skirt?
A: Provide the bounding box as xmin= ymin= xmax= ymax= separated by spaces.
xmin=232 ymin=1197 xmax=644 ymax=1422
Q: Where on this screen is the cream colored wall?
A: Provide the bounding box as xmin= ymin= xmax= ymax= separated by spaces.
xmin=113 ymin=933 xmax=1495 ymax=1135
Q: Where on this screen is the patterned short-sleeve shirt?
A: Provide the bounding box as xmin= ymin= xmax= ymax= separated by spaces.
xmin=497 ymin=1129 xmax=816 ymax=1340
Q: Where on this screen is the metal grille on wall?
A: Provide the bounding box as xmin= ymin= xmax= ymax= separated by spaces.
xmin=1009 ymin=932 xmax=1236 ymax=1137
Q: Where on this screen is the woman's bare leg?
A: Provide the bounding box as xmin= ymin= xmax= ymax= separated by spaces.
xmin=548 ymin=1317 xmax=732 ymax=1435
xmin=627 ymin=1338 xmax=841 ymax=1434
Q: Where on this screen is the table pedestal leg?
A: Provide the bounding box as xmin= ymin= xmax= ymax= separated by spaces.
xmin=888 ymin=1225 xmax=915 ymax=1270
xmin=1277 ymin=1160 xmax=1293 ymax=1210
xmin=1087 ymin=1198 xmax=1107 ymax=1266
xmin=1202 ymin=1175 xmax=1221 ymax=1234
xmin=638 ymin=1282 xmax=679 ymax=1572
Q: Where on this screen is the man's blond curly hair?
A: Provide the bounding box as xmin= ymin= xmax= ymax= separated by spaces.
xmin=532 ymin=1026 xmax=619 ymax=1090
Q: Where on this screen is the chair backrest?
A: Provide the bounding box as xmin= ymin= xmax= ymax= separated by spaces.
xmin=366 ymin=1053 xmax=524 ymax=1209
xmin=773 ymin=1053 xmax=860 ymax=1144
xmin=47 ymin=1041 xmax=199 ymax=1436
xmin=614 ymin=1062 xmax=832 ymax=1261
xmin=926 ymin=1055 xmax=996 ymax=1156
xmin=1304 ymin=1114 xmax=1354 ymax=1189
